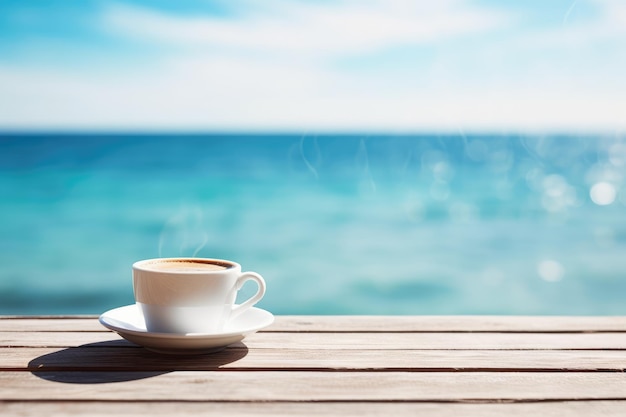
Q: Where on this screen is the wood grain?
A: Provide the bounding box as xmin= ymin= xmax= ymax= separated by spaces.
xmin=2 ymin=316 xmax=626 ymax=332
xmin=269 ymin=316 xmax=626 ymax=333
xmin=2 ymin=347 xmax=626 ymax=371
xmin=1 ymin=401 xmax=626 ymax=417
xmin=2 ymin=315 xmax=626 ymax=416
xmin=2 ymin=371 xmax=626 ymax=401
xmin=3 ymin=330 xmax=626 ymax=350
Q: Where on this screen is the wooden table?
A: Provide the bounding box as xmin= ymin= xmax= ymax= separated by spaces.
xmin=1 ymin=315 xmax=626 ymax=416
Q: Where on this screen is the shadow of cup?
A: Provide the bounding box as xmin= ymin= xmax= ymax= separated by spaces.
xmin=28 ymin=340 xmax=249 ymax=384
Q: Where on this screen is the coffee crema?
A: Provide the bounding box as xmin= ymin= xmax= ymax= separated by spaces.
xmin=143 ymin=260 xmax=232 ymax=272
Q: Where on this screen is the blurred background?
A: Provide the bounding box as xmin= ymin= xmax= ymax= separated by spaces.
xmin=1 ymin=1 xmax=625 ymax=315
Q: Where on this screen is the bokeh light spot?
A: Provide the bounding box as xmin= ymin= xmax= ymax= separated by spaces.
xmin=538 ymin=260 xmax=565 ymax=282
xmin=590 ymin=182 xmax=616 ymax=205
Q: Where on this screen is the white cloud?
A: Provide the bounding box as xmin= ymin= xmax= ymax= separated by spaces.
xmin=1 ymin=58 xmax=624 ymax=132
xmin=596 ymin=0 xmax=626 ymax=28
xmin=103 ymin=0 xmax=508 ymax=57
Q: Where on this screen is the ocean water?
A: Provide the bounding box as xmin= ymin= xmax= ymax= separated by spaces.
xmin=1 ymin=133 xmax=626 ymax=315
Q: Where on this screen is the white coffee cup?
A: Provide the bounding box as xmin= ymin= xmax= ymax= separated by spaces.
xmin=132 ymin=258 xmax=266 ymax=334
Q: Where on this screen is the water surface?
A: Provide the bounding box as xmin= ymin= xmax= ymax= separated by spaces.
xmin=1 ymin=133 xmax=625 ymax=315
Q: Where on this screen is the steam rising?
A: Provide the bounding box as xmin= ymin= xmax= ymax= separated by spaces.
xmin=158 ymin=206 xmax=209 ymax=258
xmin=299 ymin=135 xmax=321 ymax=180
xmin=355 ymin=138 xmax=376 ymax=193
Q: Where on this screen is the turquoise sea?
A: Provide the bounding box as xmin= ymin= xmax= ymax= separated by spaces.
xmin=1 ymin=134 xmax=626 ymax=315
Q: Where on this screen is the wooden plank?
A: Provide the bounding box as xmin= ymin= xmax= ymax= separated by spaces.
xmin=271 ymin=316 xmax=626 ymax=333
xmin=1 ymin=401 xmax=626 ymax=417
xmin=2 ymin=371 xmax=626 ymax=401
xmin=3 ymin=347 xmax=626 ymax=371
xmin=4 ymin=331 xmax=626 ymax=350
xmin=0 ymin=318 xmax=103 ymax=332
xmin=2 ymin=316 xmax=626 ymax=333
xmin=226 ymin=331 xmax=626 ymax=350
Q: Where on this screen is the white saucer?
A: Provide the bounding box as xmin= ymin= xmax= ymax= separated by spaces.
xmin=99 ymin=304 xmax=274 ymax=355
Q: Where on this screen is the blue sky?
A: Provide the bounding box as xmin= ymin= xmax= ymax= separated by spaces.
xmin=0 ymin=0 xmax=625 ymax=132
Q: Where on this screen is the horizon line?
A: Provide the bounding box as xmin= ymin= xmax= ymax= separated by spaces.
xmin=1 ymin=128 xmax=623 ymax=137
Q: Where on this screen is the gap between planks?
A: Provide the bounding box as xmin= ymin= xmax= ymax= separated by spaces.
xmin=2 ymin=398 xmax=626 ymax=404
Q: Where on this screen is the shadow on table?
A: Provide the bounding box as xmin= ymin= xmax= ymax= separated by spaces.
xmin=28 ymin=339 xmax=249 ymax=384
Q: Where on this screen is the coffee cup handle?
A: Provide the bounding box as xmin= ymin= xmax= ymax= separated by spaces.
xmin=231 ymin=272 xmax=266 ymax=319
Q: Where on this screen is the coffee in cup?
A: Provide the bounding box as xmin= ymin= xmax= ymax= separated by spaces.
xmin=133 ymin=258 xmax=266 ymax=334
